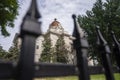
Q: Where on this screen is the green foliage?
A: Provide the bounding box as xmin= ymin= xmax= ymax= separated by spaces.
xmin=0 ymin=45 xmax=8 ymax=60
xmin=78 ymin=0 xmax=120 ymax=64
xmin=54 ymin=34 xmax=69 ymax=63
xmin=0 ymin=43 xmax=19 ymax=62
xmin=4 ymin=43 xmax=20 ymax=62
xmin=40 ymin=34 xmax=53 ymax=62
xmin=0 ymin=0 xmax=18 ymax=36
xmin=40 ymin=34 xmax=69 ymax=63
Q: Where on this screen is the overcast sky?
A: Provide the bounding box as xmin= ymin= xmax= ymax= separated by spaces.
xmin=0 ymin=0 xmax=96 ymax=50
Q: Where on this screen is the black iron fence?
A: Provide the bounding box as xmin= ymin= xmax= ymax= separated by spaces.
xmin=0 ymin=0 xmax=120 ymax=80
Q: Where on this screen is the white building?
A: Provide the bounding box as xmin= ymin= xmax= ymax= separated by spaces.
xmin=35 ymin=19 xmax=75 ymax=63
xmin=13 ymin=19 xmax=94 ymax=65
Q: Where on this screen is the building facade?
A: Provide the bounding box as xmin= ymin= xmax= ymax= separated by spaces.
xmin=13 ymin=19 xmax=94 ymax=65
xmin=35 ymin=19 xmax=75 ymax=64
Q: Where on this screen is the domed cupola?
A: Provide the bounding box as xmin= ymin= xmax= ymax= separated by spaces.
xmin=49 ymin=18 xmax=64 ymax=34
xmin=49 ymin=18 xmax=63 ymax=29
xmin=50 ymin=18 xmax=60 ymax=28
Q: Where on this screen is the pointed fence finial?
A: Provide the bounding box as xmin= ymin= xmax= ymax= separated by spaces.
xmin=72 ymin=14 xmax=90 ymax=80
xmin=17 ymin=0 xmax=42 ymax=79
xmin=111 ymin=31 xmax=120 ymax=70
xmin=96 ymin=26 xmax=115 ymax=80
xmin=27 ymin=0 xmax=41 ymax=19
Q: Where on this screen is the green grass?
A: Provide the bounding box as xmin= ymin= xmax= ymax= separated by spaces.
xmin=114 ymin=73 xmax=120 ymax=80
xmin=35 ymin=73 xmax=120 ymax=80
xmin=90 ymin=73 xmax=120 ymax=80
xmin=35 ymin=76 xmax=78 ymax=80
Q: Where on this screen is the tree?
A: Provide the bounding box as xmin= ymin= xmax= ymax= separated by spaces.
xmin=0 ymin=0 xmax=18 ymax=36
xmin=54 ymin=34 xmax=69 ymax=63
xmin=78 ymin=0 xmax=120 ymax=64
xmin=39 ymin=34 xmax=53 ymax=62
xmin=4 ymin=42 xmax=20 ymax=62
xmin=0 ymin=44 xmax=8 ymax=60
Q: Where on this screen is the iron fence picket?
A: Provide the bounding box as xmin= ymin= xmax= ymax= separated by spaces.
xmin=72 ymin=14 xmax=90 ymax=80
xmin=96 ymin=26 xmax=115 ymax=80
xmin=111 ymin=31 xmax=120 ymax=71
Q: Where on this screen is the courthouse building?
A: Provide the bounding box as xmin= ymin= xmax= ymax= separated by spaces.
xmin=35 ymin=19 xmax=75 ymax=63
xmin=14 ymin=19 xmax=75 ymax=63
xmin=13 ymin=19 xmax=93 ymax=65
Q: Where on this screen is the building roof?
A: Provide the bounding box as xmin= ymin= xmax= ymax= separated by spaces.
xmin=49 ymin=18 xmax=60 ymax=28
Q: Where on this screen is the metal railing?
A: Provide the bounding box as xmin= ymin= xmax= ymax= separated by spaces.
xmin=0 ymin=0 xmax=120 ymax=80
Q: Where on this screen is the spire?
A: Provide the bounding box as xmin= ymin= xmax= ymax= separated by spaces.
xmin=54 ymin=18 xmax=57 ymax=21
xmin=27 ymin=0 xmax=41 ymax=19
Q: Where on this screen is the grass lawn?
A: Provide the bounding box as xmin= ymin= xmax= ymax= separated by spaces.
xmin=91 ymin=73 xmax=120 ymax=80
xmin=35 ymin=73 xmax=120 ymax=80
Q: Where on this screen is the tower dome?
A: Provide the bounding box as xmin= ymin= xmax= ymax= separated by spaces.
xmin=48 ymin=18 xmax=64 ymax=34
xmin=50 ymin=18 xmax=59 ymax=26
xmin=49 ymin=18 xmax=62 ymax=29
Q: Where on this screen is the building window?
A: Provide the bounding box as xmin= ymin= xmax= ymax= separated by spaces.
xmin=36 ymin=45 xmax=39 ymax=49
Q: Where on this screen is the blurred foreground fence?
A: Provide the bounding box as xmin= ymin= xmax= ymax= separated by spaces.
xmin=0 ymin=0 xmax=120 ymax=80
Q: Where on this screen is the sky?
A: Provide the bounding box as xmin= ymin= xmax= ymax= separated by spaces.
xmin=0 ymin=0 xmax=97 ymax=51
